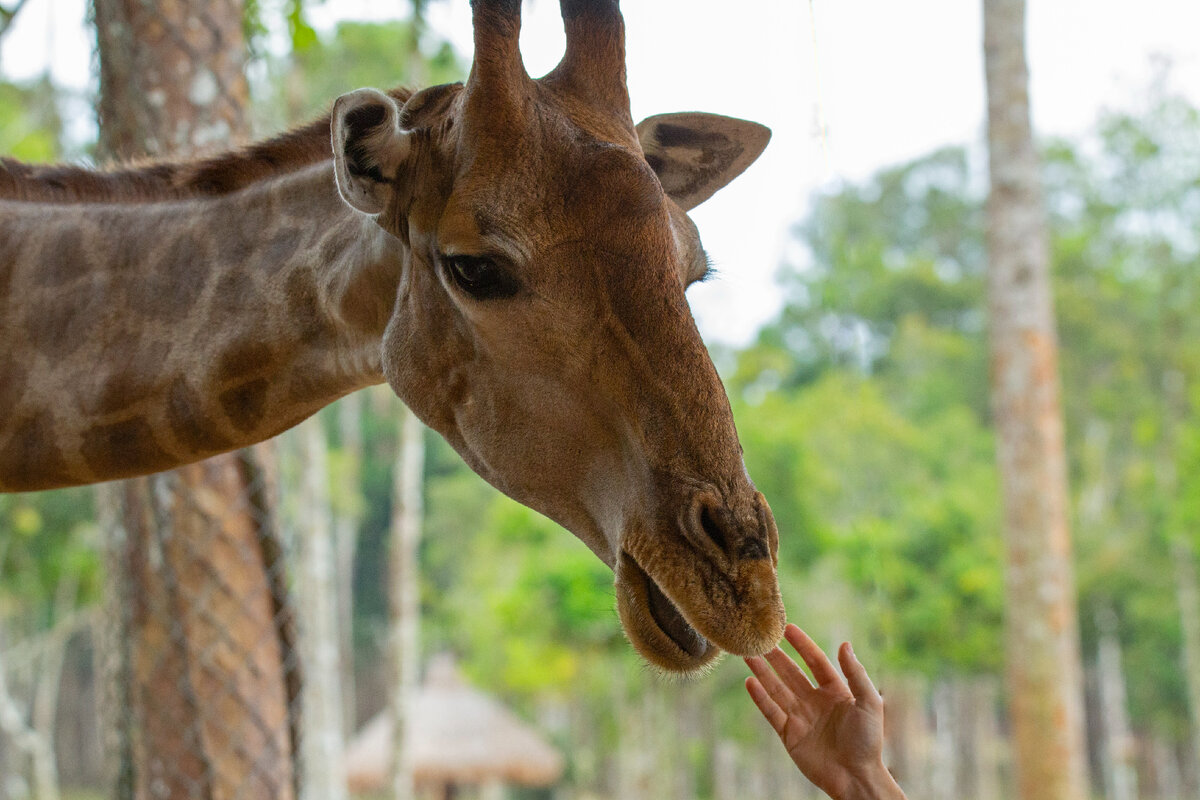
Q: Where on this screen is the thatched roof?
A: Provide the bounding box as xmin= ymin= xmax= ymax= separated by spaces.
xmin=345 ymin=655 xmax=564 ymax=793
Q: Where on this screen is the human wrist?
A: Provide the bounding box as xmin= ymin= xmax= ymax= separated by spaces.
xmin=839 ymin=762 xmax=905 ymax=800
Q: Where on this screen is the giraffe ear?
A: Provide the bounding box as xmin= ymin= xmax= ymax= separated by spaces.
xmin=636 ymin=113 xmax=771 ymax=212
xmin=332 ymin=89 xmax=411 ymax=216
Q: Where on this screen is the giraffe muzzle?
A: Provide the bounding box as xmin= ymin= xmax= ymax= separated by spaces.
xmin=614 ymin=490 xmax=786 ymax=673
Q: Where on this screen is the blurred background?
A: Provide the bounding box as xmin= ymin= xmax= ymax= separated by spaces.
xmin=1 ymin=1 xmax=1199 ymax=799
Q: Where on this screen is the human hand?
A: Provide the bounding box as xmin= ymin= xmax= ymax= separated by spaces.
xmin=744 ymin=624 xmax=905 ymax=800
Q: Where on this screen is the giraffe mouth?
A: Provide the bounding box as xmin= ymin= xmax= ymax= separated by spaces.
xmin=616 ymin=550 xmax=719 ymax=672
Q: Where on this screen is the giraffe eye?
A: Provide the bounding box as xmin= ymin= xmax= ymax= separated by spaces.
xmin=441 ymin=254 xmax=521 ymax=300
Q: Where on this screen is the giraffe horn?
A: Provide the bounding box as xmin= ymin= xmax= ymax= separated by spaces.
xmin=547 ymin=0 xmax=630 ymax=120
xmin=466 ymin=0 xmax=529 ymax=98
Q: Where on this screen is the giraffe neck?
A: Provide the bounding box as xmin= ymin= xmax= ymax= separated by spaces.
xmin=0 ymin=163 xmax=401 ymax=492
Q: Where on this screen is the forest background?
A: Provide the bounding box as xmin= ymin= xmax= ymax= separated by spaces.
xmin=1 ymin=1 xmax=1200 ymax=799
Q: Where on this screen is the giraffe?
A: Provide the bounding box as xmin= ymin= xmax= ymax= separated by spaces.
xmin=0 ymin=0 xmax=785 ymax=673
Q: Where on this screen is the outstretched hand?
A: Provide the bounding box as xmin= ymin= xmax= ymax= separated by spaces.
xmin=744 ymin=624 xmax=906 ymax=800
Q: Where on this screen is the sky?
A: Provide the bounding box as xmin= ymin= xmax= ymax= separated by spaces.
xmin=3 ymin=0 xmax=1199 ymax=345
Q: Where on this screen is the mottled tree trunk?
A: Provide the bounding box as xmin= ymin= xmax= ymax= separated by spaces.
xmin=982 ymin=1 xmax=1088 ymax=798
xmin=110 ymin=459 xmax=294 ymax=799
xmin=94 ymin=0 xmax=250 ymax=160
xmin=93 ymin=2 xmax=297 ymax=798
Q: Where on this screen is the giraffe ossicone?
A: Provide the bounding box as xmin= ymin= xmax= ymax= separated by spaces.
xmin=0 ymin=0 xmax=785 ymax=673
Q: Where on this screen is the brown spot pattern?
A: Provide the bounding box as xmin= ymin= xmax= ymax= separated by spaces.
xmin=317 ymin=224 xmax=356 ymax=266
xmin=211 ymin=271 xmax=262 ymax=324
xmin=0 ymin=353 xmax=27 ymax=412
xmin=37 ymin=227 xmax=88 ymax=286
xmin=25 ymin=285 xmax=100 ymax=359
xmin=214 ymin=207 xmax=257 ymax=266
xmin=81 ymin=416 xmax=176 ymax=478
xmin=131 ymin=233 xmax=212 ymax=319
xmin=219 ymin=378 xmax=270 ymax=433
xmin=167 ymin=376 xmax=234 ymax=453
xmin=92 ymin=371 xmax=161 ymax=417
xmin=218 ymin=341 xmax=273 ymax=383
xmin=0 ymin=233 xmax=22 ymax=298
xmin=258 ymin=228 xmax=302 ymax=276
xmin=285 ymin=271 xmax=332 ymax=346
xmin=0 ymin=412 xmax=75 ymax=490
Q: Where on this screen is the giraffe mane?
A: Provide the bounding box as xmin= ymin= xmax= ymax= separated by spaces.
xmin=0 ymin=88 xmax=414 ymax=205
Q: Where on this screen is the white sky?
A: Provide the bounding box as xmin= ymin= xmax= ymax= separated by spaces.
xmin=3 ymin=0 xmax=1198 ymax=345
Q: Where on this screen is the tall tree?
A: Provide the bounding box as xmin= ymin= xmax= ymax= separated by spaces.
xmin=982 ymin=1 xmax=1088 ymax=798
xmin=92 ymin=2 xmax=297 ymax=797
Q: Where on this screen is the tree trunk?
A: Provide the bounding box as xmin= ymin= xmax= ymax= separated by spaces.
xmin=334 ymin=394 xmax=365 ymax=736
xmin=969 ymin=677 xmax=1005 ymax=800
xmin=881 ymin=674 xmax=932 ymax=798
xmin=930 ymin=681 xmax=956 ymax=800
xmin=93 ymin=4 xmax=297 ymax=797
xmin=712 ymin=739 xmax=739 ymax=800
xmin=1095 ymin=607 xmax=1138 ymax=800
xmin=0 ymin=629 xmax=60 ymax=800
xmin=94 ymin=0 xmax=250 ymax=160
xmin=389 ymin=405 xmax=425 ymax=800
xmin=982 ymin=1 xmax=1088 ymax=798
xmin=116 ymin=460 xmax=295 ymax=798
xmin=295 ymin=418 xmax=348 ymax=800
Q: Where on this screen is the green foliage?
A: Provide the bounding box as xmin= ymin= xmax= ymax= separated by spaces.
xmin=741 ymin=88 xmax=1200 ymax=734
xmin=258 ymin=17 xmax=465 ymax=128
xmin=0 ymin=489 xmax=100 ymax=636
xmin=0 ymin=77 xmax=64 ymax=162
xmin=448 ymin=497 xmax=622 ymax=696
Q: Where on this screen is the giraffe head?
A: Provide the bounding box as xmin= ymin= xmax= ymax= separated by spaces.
xmin=331 ymin=0 xmax=784 ymax=673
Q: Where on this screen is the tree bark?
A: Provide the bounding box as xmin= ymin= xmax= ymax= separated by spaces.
xmin=982 ymin=1 xmax=1088 ymax=798
xmin=111 ymin=460 xmax=294 ymax=799
xmin=389 ymin=405 xmax=425 ymax=800
xmin=94 ymin=0 xmax=250 ymax=160
xmin=93 ymin=3 xmax=297 ymax=797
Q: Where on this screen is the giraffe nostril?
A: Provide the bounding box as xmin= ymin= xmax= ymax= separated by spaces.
xmin=699 ymin=502 xmax=729 ymax=554
xmin=737 ymin=537 xmax=770 ymax=561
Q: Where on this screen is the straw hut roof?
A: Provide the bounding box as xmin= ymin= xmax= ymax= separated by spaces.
xmin=345 ymin=654 xmax=564 ymax=793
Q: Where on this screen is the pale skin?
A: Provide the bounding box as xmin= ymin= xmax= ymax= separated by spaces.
xmin=744 ymin=624 xmax=908 ymax=800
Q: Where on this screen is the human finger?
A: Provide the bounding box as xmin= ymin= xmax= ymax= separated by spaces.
xmin=745 ymin=654 xmax=797 ymax=710
xmin=784 ymin=624 xmax=842 ymax=688
xmin=838 ymin=642 xmax=882 ymax=711
xmin=745 ymin=675 xmax=789 ymax=736
xmin=764 ymin=643 xmax=816 ymax=694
